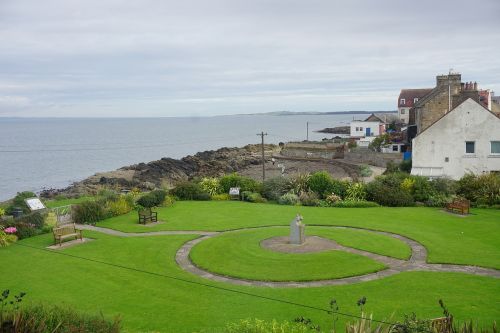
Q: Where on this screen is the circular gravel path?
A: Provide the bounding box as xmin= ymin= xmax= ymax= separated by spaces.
xmin=77 ymin=224 xmax=500 ymax=288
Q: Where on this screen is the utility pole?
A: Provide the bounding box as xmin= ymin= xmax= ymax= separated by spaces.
xmin=257 ymin=131 xmax=268 ymax=182
xmin=306 ymin=122 xmax=309 ymax=141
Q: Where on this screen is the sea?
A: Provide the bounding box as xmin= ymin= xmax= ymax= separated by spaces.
xmin=0 ymin=113 xmax=360 ymax=201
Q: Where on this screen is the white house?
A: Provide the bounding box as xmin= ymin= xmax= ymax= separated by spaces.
xmin=411 ymin=98 xmax=500 ymax=179
xmin=350 ymin=120 xmax=382 ymax=137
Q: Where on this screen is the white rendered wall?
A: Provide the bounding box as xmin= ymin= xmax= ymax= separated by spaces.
xmin=350 ymin=121 xmax=381 ymax=137
xmin=411 ymin=99 xmax=500 ymax=179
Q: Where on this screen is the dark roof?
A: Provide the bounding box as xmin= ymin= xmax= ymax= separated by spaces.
xmin=364 ymin=113 xmax=384 ymax=122
xmin=398 ymin=89 xmax=433 ymax=107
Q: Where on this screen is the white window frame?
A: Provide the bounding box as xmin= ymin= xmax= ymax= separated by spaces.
xmin=401 ymin=109 xmax=405 ymax=115
xmin=400 ymin=98 xmax=405 ymax=105
xmin=491 ymin=141 xmax=500 ymax=154
xmin=414 ymin=98 xmax=419 ymax=103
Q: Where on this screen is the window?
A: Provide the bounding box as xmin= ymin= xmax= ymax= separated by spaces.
xmin=445 ymin=157 xmax=449 ymax=162
xmin=360 ymin=127 xmax=363 ymax=131
xmin=401 ymin=109 xmax=405 ymax=114
xmin=392 ymin=145 xmax=399 ymax=152
xmin=414 ymin=98 xmax=419 ymax=103
xmin=400 ymin=98 xmax=405 ymax=105
xmin=465 ymin=141 xmax=475 ymax=154
xmin=491 ymin=141 xmax=500 ymax=154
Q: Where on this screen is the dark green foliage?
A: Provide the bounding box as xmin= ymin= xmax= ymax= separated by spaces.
xmin=17 ymin=211 xmax=45 ymax=229
xmin=457 ymin=173 xmax=500 ymax=206
xmin=383 ymin=161 xmax=400 ymax=174
xmin=262 ymin=177 xmax=291 ymax=201
xmin=307 ymin=171 xmax=335 ymax=198
xmin=430 ymin=177 xmax=457 ymax=196
xmin=424 ymin=194 xmax=452 ymax=207
xmin=97 ymin=189 xmax=119 ymax=202
xmin=412 ymin=176 xmax=436 ymax=202
xmin=330 ymin=179 xmax=349 ymax=198
xmin=278 ymin=193 xmax=300 ymax=205
xmin=11 ymin=303 xmax=121 ymax=333
xmin=241 ymin=191 xmax=266 ymax=203
xmin=299 ymin=191 xmax=320 ymax=206
xmin=170 ymin=182 xmax=210 ymax=201
xmin=137 ymin=189 xmax=167 ymax=207
xmin=6 ymin=191 xmax=37 ymax=215
xmin=4 ymin=222 xmax=40 ymax=239
xmin=72 ymin=201 xmax=108 ymax=225
xmin=399 ymin=159 xmax=412 ymax=173
xmin=219 ymin=173 xmax=261 ymax=194
xmin=366 ymin=174 xmax=414 ymax=207
xmin=331 ymin=200 xmax=380 ymax=208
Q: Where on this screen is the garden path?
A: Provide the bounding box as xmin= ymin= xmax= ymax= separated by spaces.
xmin=76 ymin=224 xmax=500 ymax=288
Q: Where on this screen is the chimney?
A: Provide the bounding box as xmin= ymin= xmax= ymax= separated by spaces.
xmin=461 ymin=82 xmax=465 ymax=91
xmin=473 ymin=81 xmax=478 ymax=90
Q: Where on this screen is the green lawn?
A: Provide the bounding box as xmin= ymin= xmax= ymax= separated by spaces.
xmin=44 ymin=196 xmax=93 ymax=208
xmin=0 ymin=201 xmax=499 ymax=332
xmin=190 ymin=227 xmax=388 ymax=281
xmin=98 ymin=201 xmax=500 ymax=269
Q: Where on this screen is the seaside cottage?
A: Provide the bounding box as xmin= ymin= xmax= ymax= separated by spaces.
xmin=411 ymin=98 xmax=500 ymax=179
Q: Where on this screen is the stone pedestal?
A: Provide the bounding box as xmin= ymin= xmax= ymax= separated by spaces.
xmin=290 ymin=214 xmax=305 ymax=245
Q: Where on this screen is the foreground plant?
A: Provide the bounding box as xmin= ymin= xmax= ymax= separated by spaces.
xmin=0 ymin=227 xmax=18 ymax=247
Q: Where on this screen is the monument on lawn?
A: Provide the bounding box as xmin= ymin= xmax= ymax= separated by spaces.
xmin=290 ymin=214 xmax=305 ymax=245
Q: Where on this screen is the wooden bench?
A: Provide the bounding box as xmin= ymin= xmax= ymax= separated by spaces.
xmin=53 ymin=223 xmax=83 ymax=246
xmin=138 ymin=208 xmax=158 ymax=224
xmin=446 ymin=198 xmax=470 ymax=215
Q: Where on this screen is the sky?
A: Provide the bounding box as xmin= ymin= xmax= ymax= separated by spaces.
xmin=0 ymin=0 xmax=499 ymax=117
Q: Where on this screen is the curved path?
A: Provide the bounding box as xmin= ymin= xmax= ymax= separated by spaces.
xmin=77 ymin=224 xmax=500 ymax=288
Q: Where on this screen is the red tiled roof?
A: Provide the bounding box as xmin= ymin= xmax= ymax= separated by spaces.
xmin=398 ymin=88 xmax=433 ymax=107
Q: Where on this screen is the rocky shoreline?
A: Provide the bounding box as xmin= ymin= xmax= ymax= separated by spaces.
xmin=40 ymin=144 xmax=279 ymax=198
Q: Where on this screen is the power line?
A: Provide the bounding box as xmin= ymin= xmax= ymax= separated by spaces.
xmin=12 ymin=242 xmax=399 ymax=326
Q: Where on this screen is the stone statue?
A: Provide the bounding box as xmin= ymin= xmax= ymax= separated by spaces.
xmin=290 ymin=214 xmax=305 ymax=245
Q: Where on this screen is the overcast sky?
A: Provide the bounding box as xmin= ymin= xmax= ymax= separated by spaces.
xmin=0 ymin=0 xmax=499 ymax=117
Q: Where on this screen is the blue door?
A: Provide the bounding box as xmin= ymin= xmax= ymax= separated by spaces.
xmin=365 ymin=128 xmax=371 ymax=136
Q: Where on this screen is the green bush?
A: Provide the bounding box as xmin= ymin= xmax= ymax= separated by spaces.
xmin=412 ymin=176 xmax=437 ymax=202
xmin=430 ymin=177 xmax=457 ymax=196
xmin=424 ymin=193 xmax=452 ymax=207
xmin=219 ymin=173 xmax=261 ymax=194
xmin=359 ymin=165 xmax=373 ymax=177
xmin=223 ymin=318 xmax=320 ymax=333
xmin=331 ymin=200 xmax=380 ymax=208
xmin=345 ymin=182 xmax=367 ymax=201
xmin=97 ymin=189 xmax=119 ymax=202
xmin=241 ymin=191 xmax=266 ymax=203
xmin=170 ymin=182 xmax=209 ymax=201
xmin=11 ymin=303 xmax=121 ymax=333
xmin=6 ymin=191 xmax=36 ymax=215
xmin=366 ymin=175 xmax=414 ymax=207
xmin=399 ymin=159 xmax=412 ymax=173
xmin=262 ymin=177 xmax=292 ymax=201
xmin=72 ymin=201 xmax=108 ymax=225
xmin=383 ymin=161 xmax=400 ymax=174
xmin=161 ymin=195 xmax=176 ymax=206
xmin=106 ymin=196 xmax=133 ymax=216
xmin=307 ymin=171 xmax=335 ymax=198
xmin=289 ymin=173 xmax=310 ymax=195
xmin=199 ymin=177 xmax=221 ymax=195
xmin=298 ymin=191 xmax=320 ymax=206
xmin=17 ymin=211 xmax=46 ymax=229
xmin=457 ymin=173 xmax=500 ymax=206
xmin=211 ymin=194 xmax=231 ymax=201
xmin=278 ymin=193 xmax=300 ymax=206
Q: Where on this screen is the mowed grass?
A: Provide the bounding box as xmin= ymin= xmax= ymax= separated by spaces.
xmin=189 ymin=227 xmax=387 ymax=281
xmin=0 ymin=229 xmax=498 ymax=333
xmin=98 ymin=201 xmax=500 ymax=269
xmin=44 ymin=196 xmax=93 ymax=208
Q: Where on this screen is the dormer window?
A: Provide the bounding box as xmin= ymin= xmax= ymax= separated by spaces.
xmin=414 ymin=98 xmax=419 ymax=103
xmin=400 ymin=98 xmax=406 ymax=105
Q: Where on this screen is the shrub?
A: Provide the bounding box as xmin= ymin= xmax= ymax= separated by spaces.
xmin=170 ymin=182 xmax=209 ymax=201
xmin=307 ymin=171 xmax=334 ymax=198
xmin=12 ymin=303 xmax=121 ymax=333
xmin=16 ymin=211 xmax=45 ymax=229
xmin=412 ymin=176 xmax=437 ymax=202
xmin=399 ymin=159 xmax=412 ymax=173
xmin=366 ymin=175 xmax=414 ymax=207
xmin=299 ymin=191 xmax=320 ymax=206
xmin=72 ymin=201 xmax=108 ymax=225
xmin=241 ymin=191 xmax=266 ymax=203
xmin=359 ymin=165 xmax=373 ymax=177
xmin=325 ymin=193 xmax=342 ymax=205
xmin=0 ymin=208 xmax=5 ymax=217
xmin=0 ymin=226 xmax=18 ymax=247
xmin=289 ymin=173 xmax=310 ymax=195
xmin=224 ymin=318 xmax=320 ymax=333
xmin=136 ymin=193 xmax=158 ymax=208
xmin=211 ymin=194 xmax=231 ymax=201
xmin=430 ymin=177 xmax=457 ymax=196
xmin=199 ymin=177 xmax=221 ymax=195
xmin=330 ymin=179 xmax=349 ymax=199
xmin=262 ymin=177 xmax=292 ymax=201
xmin=383 ymin=161 xmax=400 ymax=174
xmin=219 ymin=173 xmax=261 ymax=194
xmin=425 ymin=193 xmax=452 ymax=207
xmin=106 ymin=196 xmax=133 ymax=216
xmin=458 ymin=173 xmax=500 ymax=206
xmin=6 ymin=191 xmax=36 ymax=215
xmin=331 ymin=200 xmax=380 ymax=208
xmin=400 ymin=178 xmax=415 ymax=193
xmin=161 ymin=195 xmax=176 ymax=206
xmin=278 ymin=193 xmax=300 ymax=206
xmin=97 ymin=189 xmax=119 ymax=202
xmin=345 ymin=182 xmax=367 ymax=201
